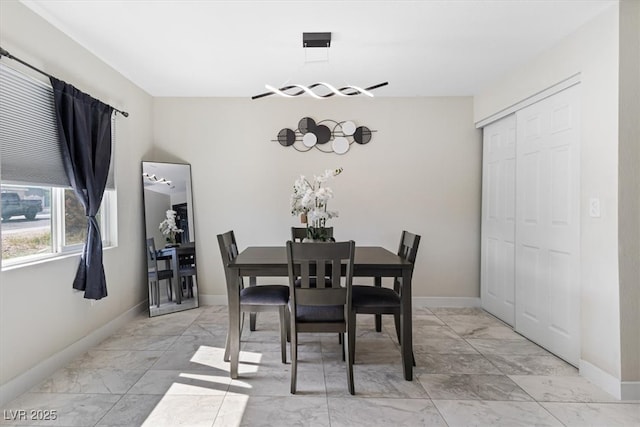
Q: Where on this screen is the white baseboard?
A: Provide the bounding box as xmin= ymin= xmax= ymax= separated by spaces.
xmin=0 ymin=302 xmax=147 ymax=407
xmin=579 ymin=359 xmax=621 ymax=399
xmin=579 ymin=359 xmax=640 ymax=400
xmin=199 ymin=294 xmax=228 ymax=306
xmin=413 ymin=297 xmax=481 ymax=308
xmin=621 ymin=381 xmax=640 ymax=400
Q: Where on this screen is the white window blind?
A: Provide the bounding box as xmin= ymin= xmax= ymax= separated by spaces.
xmin=0 ymin=63 xmax=115 ymax=189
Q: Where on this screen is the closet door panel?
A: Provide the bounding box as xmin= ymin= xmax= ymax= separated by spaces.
xmin=515 ymin=85 xmax=581 ymax=366
xmin=481 ymin=114 xmax=516 ymax=325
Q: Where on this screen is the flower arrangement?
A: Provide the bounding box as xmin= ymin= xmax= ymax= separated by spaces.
xmin=159 ymin=209 xmax=183 ymax=245
xmin=290 ymin=167 xmax=343 ymax=241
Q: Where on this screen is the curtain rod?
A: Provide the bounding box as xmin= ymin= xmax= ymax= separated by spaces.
xmin=0 ymin=46 xmax=129 ymax=118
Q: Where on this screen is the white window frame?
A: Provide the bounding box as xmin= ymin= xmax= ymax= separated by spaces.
xmin=1 ymin=185 xmax=116 ymax=269
xmin=0 ymin=63 xmax=118 ymax=269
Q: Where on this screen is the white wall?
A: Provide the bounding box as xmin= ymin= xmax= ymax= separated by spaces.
xmin=144 ymin=189 xmax=170 ymax=246
xmin=474 ymin=5 xmax=624 ymax=386
xmin=152 ymin=97 xmax=482 ymax=299
xmin=0 ymin=0 xmax=153 ymax=398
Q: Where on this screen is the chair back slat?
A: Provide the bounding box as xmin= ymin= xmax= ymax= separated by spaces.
xmin=299 ymin=261 xmax=311 ymax=288
xmin=217 ymin=230 xmax=244 ymax=294
xmin=146 ymin=238 xmax=159 ymax=274
xmin=316 ymin=260 xmax=326 ymax=285
xmin=398 ymin=230 xmax=421 ymax=263
xmin=330 ymin=258 xmax=342 ymax=285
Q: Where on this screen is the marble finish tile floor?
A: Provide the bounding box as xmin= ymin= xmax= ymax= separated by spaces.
xmin=1 ymin=306 xmax=637 ymax=426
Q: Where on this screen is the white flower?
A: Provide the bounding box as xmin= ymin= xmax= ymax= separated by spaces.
xmin=290 ymin=167 xmax=342 ymax=232
xmin=159 ymin=209 xmax=184 ymax=236
xmin=315 ymin=187 xmax=333 ymax=203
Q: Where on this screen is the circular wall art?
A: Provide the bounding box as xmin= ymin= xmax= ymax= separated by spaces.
xmin=332 ymin=136 xmax=350 ymax=154
xmin=277 ymin=128 xmax=296 ymax=146
xmin=302 ymin=132 xmax=317 ymax=147
xmin=273 ymin=117 xmax=376 ymax=154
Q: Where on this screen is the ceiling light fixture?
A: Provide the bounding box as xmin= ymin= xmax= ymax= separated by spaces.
xmin=142 ymin=172 xmax=173 ymax=188
xmin=251 ymin=32 xmax=388 ymax=100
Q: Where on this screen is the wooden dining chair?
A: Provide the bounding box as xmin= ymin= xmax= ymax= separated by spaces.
xmin=146 ymin=238 xmax=173 ymax=308
xmin=287 ymin=240 xmax=356 ymax=395
xmin=217 ymin=230 xmax=289 ymax=379
xmin=177 ymin=250 xmax=196 ymax=299
xmin=290 ymin=226 xmax=334 ymax=242
xmin=349 ymin=230 xmax=420 ymax=368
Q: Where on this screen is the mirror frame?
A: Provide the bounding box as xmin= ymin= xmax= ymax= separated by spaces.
xmin=142 ymin=161 xmax=198 ymax=317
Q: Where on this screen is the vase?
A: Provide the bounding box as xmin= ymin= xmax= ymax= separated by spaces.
xmin=306 ymin=226 xmax=333 ymax=242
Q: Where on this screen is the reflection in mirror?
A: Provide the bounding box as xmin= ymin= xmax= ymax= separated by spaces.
xmin=142 ymin=161 xmax=198 ymax=317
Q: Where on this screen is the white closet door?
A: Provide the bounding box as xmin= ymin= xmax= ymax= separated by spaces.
xmin=481 ymin=114 xmax=516 ymax=326
xmin=515 ymin=85 xmax=581 ymax=365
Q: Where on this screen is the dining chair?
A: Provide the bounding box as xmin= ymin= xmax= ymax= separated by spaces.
xmin=146 ymin=238 xmax=173 ymax=308
xmin=349 ymin=230 xmax=420 ymax=368
xmin=177 ymin=250 xmax=196 ymax=299
xmin=290 ymin=226 xmax=334 ymax=242
xmin=217 ymin=230 xmax=289 ymax=379
xmin=287 ymin=240 xmax=356 ymax=395
xmin=292 ymin=226 xmax=343 ymax=343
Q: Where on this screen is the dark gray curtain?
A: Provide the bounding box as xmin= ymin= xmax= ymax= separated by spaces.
xmin=50 ymin=77 xmax=113 ymax=300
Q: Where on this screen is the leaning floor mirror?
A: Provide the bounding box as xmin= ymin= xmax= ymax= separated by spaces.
xmin=142 ymin=161 xmax=198 ymax=317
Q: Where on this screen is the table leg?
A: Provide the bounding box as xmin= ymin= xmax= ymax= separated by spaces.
xmin=401 ymin=269 xmax=413 ymax=380
xmin=249 ymin=276 xmax=257 ymax=331
xmin=374 ymin=276 xmax=382 ymax=332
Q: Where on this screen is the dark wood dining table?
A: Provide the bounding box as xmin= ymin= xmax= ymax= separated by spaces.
xmin=228 ymin=245 xmax=416 ymax=380
xmin=157 ymin=242 xmax=196 ymax=304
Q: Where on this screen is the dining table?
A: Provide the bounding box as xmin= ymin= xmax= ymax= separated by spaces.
xmin=227 ymin=245 xmax=416 ymax=380
xmin=157 ymin=242 xmax=196 ymax=305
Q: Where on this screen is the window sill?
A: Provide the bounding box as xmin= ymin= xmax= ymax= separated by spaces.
xmin=1 ymin=244 xmax=116 ymax=272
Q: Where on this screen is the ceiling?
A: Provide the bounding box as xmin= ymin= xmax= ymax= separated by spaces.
xmin=142 ymin=162 xmax=190 ymax=196
xmin=21 ymin=0 xmax=616 ymax=98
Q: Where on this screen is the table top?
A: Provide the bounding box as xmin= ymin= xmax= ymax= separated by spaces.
xmin=229 ymin=246 xmax=412 ymax=273
xmin=157 ymin=242 xmax=195 ymax=256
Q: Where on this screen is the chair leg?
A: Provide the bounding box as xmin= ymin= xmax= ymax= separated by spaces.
xmin=149 ymin=280 xmax=156 ymax=308
xmin=290 ymin=331 xmax=298 ymax=394
xmin=224 ymin=309 xmax=241 ymax=363
xmin=240 ymin=312 xmax=245 ymax=338
xmin=348 ymin=312 xmax=356 ymax=366
xmin=286 ymin=309 xmax=291 ymax=342
xmin=340 ymin=333 xmax=345 ymax=361
xmin=167 ymin=278 xmax=173 ymax=302
xmin=278 ymin=306 xmax=287 ymax=363
xmin=228 ymin=306 xmax=240 ymax=379
xmin=223 ymin=330 xmax=231 ymax=362
xmin=375 ymin=314 xmax=382 ymax=332
xmin=346 ymin=313 xmax=355 ymax=395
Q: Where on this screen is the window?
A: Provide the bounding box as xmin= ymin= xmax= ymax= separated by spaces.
xmin=0 ymin=64 xmax=116 ymax=267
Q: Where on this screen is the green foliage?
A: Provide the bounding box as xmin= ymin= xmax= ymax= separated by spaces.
xmin=64 ymin=190 xmax=87 ymax=244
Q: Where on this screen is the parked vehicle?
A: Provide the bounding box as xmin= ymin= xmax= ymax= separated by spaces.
xmin=1 ymin=192 xmax=43 ymax=221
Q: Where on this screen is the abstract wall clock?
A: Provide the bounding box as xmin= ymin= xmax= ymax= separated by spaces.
xmin=275 ymin=117 xmax=375 ymax=154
